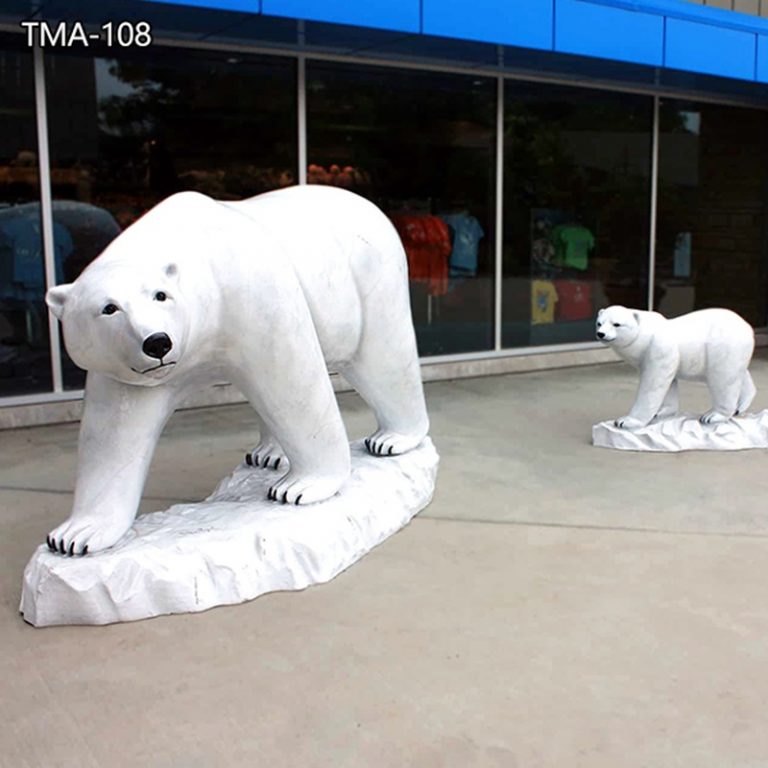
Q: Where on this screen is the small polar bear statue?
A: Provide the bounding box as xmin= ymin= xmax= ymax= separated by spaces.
xmin=43 ymin=185 xmax=430 ymax=556
xmin=595 ymin=305 xmax=755 ymax=430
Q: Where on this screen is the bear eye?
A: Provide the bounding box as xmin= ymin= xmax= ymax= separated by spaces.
xmin=613 ymin=322 xmax=621 ymax=327
xmin=101 ymin=303 xmax=119 ymax=316
xmin=154 ymin=291 xmax=168 ymax=302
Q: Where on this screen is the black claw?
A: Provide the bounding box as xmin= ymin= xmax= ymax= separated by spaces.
xmin=254 ymin=454 xmax=260 ymax=465
xmin=68 ymin=542 xmax=75 ymax=556
xmin=268 ymin=488 xmax=275 ymax=501
xmin=295 ymin=494 xmax=303 ymax=505
xmin=388 ymin=446 xmax=394 ymax=456
xmin=274 ymin=458 xmax=281 ymax=470
xmin=82 ymin=545 xmax=89 ymax=556
xmin=245 ymin=452 xmax=253 ymax=466
xmin=59 ymin=540 xmax=66 ymax=555
xmin=47 ymin=536 xmax=55 ymax=551
xmin=364 ymin=438 xmax=371 ymax=451
xmin=281 ymin=490 xmax=288 ymax=503
xmin=265 ymin=455 xmax=271 ymax=466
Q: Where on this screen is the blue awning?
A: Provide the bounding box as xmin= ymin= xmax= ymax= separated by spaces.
xmin=134 ymin=0 xmax=768 ymax=83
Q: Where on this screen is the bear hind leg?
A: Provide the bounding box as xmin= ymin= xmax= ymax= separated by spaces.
xmin=735 ymin=370 xmax=756 ymax=416
xmin=701 ymin=369 xmax=743 ymax=425
xmin=340 ymin=353 xmax=429 ymax=457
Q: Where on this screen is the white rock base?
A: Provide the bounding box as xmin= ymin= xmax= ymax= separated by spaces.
xmin=21 ymin=438 xmax=439 ymax=627
xmin=592 ymin=410 xmax=768 ymax=452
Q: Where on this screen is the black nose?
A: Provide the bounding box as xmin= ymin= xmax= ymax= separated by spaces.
xmin=142 ymin=332 xmax=172 ymax=359
xmin=596 ymin=331 xmax=606 ymax=339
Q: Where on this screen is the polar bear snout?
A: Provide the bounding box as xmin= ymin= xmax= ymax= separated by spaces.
xmin=142 ymin=332 xmax=173 ymax=359
xmin=596 ymin=330 xmax=606 ymax=340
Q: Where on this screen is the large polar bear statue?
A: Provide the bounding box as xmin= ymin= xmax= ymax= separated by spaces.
xmin=596 ymin=305 xmax=755 ymax=429
xmin=44 ymin=186 xmax=430 ymax=555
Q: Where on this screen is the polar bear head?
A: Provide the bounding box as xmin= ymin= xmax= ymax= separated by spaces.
xmin=595 ymin=305 xmax=642 ymax=348
xmin=46 ymin=260 xmax=189 ymax=387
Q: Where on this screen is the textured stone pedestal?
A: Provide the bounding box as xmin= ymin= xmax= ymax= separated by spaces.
xmin=592 ymin=410 xmax=768 ymax=452
xmin=21 ymin=439 xmax=438 ymax=627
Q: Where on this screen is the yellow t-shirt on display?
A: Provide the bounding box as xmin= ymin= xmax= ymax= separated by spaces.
xmin=531 ymin=280 xmax=558 ymax=325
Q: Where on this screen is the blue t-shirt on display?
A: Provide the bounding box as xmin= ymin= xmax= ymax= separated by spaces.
xmin=0 ymin=211 xmax=73 ymax=300
xmin=440 ymin=213 xmax=484 ymax=277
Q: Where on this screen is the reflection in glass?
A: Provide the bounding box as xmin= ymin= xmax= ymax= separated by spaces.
xmin=656 ymin=101 xmax=768 ymax=326
xmin=44 ymin=48 xmax=297 ymax=388
xmin=503 ymin=83 xmax=652 ymax=347
xmin=0 ymin=41 xmax=53 ymax=396
xmin=307 ymin=62 xmax=496 ymax=356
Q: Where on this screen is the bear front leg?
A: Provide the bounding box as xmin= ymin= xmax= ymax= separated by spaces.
xmin=616 ymin=353 xmax=678 ymax=430
xmin=46 ymin=373 xmax=175 ymax=555
xmin=245 ymin=414 xmax=287 ymax=470
xmin=655 ymin=379 xmax=679 ymax=420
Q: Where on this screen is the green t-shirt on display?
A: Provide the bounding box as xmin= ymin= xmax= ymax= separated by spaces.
xmin=551 ymin=224 xmax=595 ymax=271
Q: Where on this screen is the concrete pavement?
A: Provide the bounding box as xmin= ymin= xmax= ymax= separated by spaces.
xmin=2 ymin=355 xmax=768 ymax=767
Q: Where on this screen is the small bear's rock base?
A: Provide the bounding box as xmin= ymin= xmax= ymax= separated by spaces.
xmin=21 ymin=438 xmax=438 ymax=627
xmin=592 ymin=410 xmax=768 ymax=452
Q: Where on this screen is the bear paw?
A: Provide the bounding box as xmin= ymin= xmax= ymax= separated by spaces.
xmin=267 ymin=471 xmax=346 ymax=505
xmin=245 ymin=439 xmax=287 ymax=470
xmin=614 ymin=416 xmax=647 ymax=430
xmin=46 ymin=515 xmax=134 ymax=556
xmin=699 ymin=409 xmax=732 ymax=425
xmin=364 ymin=429 xmax=424 ymax=457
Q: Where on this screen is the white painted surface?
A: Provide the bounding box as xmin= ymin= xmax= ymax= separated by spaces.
xmin=593 ymin=411 xmax=768 ymax=452
xmin=21 ymin=438 xmax=439 ymax=627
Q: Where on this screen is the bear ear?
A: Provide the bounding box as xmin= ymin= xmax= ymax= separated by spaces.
xmin=164 ymin=263 xmax=179 ymax=280
xmin=45 ymin=284 xmax=73 ymax=320
xmin=597 ymin=308 xmax=605 ymax=319
xmin=632 ymin=311 xmax=641 ymax=324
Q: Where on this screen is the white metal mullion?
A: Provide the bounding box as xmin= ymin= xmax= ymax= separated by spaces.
xmin=648 ymin=94 xmax=660 ymax=311
xmin=494 ymin=74 xmax=504 ymax=351
xmin=33 ymin=44 xmax=64 ymax=393
xmin=297 ymin=54 xmax=307 ymax=184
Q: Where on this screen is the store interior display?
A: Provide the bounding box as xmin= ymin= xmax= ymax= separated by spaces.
xmin=307 ymin=62 xmax=495 ymax=356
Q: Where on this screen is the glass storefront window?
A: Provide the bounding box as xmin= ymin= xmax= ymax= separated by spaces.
xmin=502 ymin=83 xmax=652 ymax=347
xmin=307 ymin=62 xmax=496 ymax=356
xmin=44 ymin=47 xmax=298 ymax=388
xmin=656 ymin=100 xmax=768 ymax=327
xmin=0 ymin=37 xmax=53 ymax=397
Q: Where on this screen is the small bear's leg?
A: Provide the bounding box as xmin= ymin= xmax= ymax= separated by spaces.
xmin=655 ymin=379 xmax=679 ymax=420
xmin=735 ymin=370 xmax=756 ymax=416
xmin=701 ymin=368 xmax=742 ymax=424
xmin=616 ymin=360 xmax=677 ymax=429
xmin=245 ymin=414 xmax=287 ymax=470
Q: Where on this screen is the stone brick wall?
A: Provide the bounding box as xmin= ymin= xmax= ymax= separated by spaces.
xmin=684 ymin=0 xmax=768 ymax=17
xmin=693 ymin=107 xmax=768 ymax=325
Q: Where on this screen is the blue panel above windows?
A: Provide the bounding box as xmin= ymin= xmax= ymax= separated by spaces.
xmin=132 ymin=0 xmax=768 ymax=87
xmin=757 ymin=36 xmax=768 ymax=83
xmin=555 ymin=0 xmax=664 ymax=67
xmin=261 ymin=0 xmax=420 ymax=32
xmin=665 ymin=18 xmax=756 ymax=80
xmin=423 ymin=0 xmax=553 ymax=51
xmin=143 ymin=0 xmax=259 ymax=11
